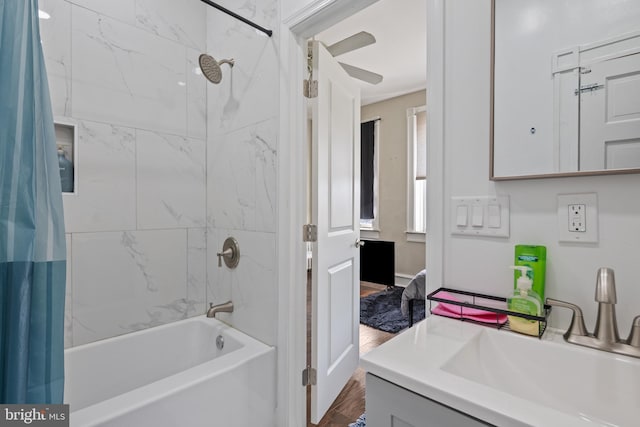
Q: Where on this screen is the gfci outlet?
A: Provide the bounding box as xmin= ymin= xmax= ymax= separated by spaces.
xmin=557 ymin=194 xmax=598 ymax=243
xmin=568 ymin=204 xmax=586 ymax=232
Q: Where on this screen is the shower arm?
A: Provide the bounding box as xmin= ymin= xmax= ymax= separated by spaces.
xmin=199 ymin=0 xmax=273 ymax=37
xmin=217 ymin=59 xmax=235 ymax=67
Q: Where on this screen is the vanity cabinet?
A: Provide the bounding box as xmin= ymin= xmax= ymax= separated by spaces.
xmin=366 ymin=374 xmax=492 ymax=427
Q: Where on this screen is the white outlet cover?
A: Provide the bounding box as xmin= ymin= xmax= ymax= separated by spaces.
xmin=557 ymin=193 xmax=598 ymax=243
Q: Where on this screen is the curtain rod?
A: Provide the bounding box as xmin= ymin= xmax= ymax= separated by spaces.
xmin=200 ymin=0 xmax=273 ymax=37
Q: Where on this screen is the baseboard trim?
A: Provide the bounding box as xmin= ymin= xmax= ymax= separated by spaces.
xmin=395 ymin=273 xmax=414 ymax=288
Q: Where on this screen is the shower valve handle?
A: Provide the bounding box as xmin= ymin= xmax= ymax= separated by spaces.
xmin=216 ymin=248 xmax=233 ymax=267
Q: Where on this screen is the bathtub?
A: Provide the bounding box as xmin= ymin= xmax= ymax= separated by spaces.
xmin=64 ymin=316 xmax=276 ymax=427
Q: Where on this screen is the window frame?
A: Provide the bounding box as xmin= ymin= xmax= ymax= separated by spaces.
xmin=406 ymin=105 xmax=427 ymax=242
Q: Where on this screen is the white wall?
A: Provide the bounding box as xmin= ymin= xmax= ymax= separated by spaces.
xmin=441 ymin=0 xmax=640 ymax=332
xmin=41 ymin=0 xmax=279 ymax=348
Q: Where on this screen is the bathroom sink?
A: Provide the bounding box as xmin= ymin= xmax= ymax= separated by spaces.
xmin=441 ymin=328 xmax=640 ymax=426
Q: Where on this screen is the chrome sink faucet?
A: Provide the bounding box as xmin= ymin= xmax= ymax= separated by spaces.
xmin=546 ymin=267 xmax=640 ymax=359
xmin=206 ymin=301 xmax=234 ymax=318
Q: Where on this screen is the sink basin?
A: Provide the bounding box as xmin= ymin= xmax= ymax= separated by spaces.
xmin=441 ymin=328 xmax=640 ymax=426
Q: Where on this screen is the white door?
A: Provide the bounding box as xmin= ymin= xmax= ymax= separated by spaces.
xmin=309 ymin=40 xmax=361 ymax=424
xmin=580 ymin=53 xmax=640 ymax=170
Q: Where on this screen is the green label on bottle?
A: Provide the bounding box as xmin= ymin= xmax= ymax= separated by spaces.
xmin=518 ymin=255 xmax=539 ymax=262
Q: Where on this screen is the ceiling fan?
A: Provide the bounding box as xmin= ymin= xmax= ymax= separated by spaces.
xmin=322 ymin=31 xmax=383 ymax=85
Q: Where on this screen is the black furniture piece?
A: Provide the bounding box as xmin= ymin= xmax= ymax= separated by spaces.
xmin=359 ymin=240 xmax=395 ymax=288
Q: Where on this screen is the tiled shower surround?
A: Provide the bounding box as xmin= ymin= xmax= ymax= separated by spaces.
xmin=40 ymin=0 xmax=279 ymax=347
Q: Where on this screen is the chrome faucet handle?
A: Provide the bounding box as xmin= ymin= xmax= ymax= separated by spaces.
xmin=595 ymin=267 xmax=617 ymax=304
xmin=546 ymin=298 xmax=590 ymax=340
xmin=627 ymin=316 xmax=640 ymax=347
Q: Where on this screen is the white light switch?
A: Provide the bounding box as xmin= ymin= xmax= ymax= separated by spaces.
xmin=488 ymin=204 xmax=501 ymax=228
xmin=471 ymin=205 xmax=483 ymax=227
xmin=456 ymin=205 xmax=468 ymax=226
xmin=451 ymin=196 xmax=509 ymax=238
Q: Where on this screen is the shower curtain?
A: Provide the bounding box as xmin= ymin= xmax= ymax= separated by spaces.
xmin=0 ymin=0 xmax=67 ymax=403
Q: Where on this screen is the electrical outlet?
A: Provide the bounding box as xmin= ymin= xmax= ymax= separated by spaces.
xmin=568 ymin=204 xmax=586 ymax=232
xmin=558 ymin=194 xmax=598 ymax=243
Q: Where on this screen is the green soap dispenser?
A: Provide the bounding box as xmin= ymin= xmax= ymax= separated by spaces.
xmin=508 ymin=266 xmax=543 ymax=336
xmin=514 ymin=245 xmax=546 ymax=301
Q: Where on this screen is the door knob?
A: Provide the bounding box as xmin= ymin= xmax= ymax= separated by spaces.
xmin=355 ymin=239 xmax=365 ymax=248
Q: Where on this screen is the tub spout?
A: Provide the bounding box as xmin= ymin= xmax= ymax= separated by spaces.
xmin=207 ymin=301 xmax=234 ymax=318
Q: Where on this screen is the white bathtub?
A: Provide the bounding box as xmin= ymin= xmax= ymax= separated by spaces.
xmin=64 ymin=316 xmax=276 ymax=427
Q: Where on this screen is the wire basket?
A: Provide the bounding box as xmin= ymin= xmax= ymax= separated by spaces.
xmin=426 ymin=287 xmax=551 ymax=338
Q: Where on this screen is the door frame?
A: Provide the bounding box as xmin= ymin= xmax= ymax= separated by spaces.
xmin=276 ymin=1 xmax=445 ymax=425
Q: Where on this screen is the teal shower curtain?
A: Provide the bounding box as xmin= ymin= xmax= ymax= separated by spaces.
xmin=0 ymin=0 xmax=67 ymax=403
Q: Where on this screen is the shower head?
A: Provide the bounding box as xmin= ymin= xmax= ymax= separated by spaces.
xmin=199 ymin=54 xmax=235 ymax=84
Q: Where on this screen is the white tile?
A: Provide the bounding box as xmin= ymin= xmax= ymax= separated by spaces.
xmin=205 ymin=3 xmax=279 ymax=133
xmin=232 ymin=230 xmax=277 ymax=346
xmin=66 ymin=0 xmax=135 ymax=25
xmin=71 ymin=6 xmax=188 ymax=136
xmin=207 ymin=229 xmax=277 ymax=346
xmin=187 ymin=228 xmax=207 ymax=316
xmin=136 ymin=130 xmax=206 ymax=229
xmin=254 ymin=119 xmax=277 ymax=233
xmin=40 ymin=0 xmax=72 ymax=117
xmin=72 ymin=230 xmax=188 ymax=345
xmin=207 ymin=119 xmax=277 ymax=232
xmin=62 ymin=120 xmax=136 ymax=232
xmin=64 ymin=233 xmax=73 ymax=348
xmin=135 ymin=0 xmax=207 ymax=51
xmin=187 ymin=48 xmax=207 ymax=140
xmin=207 ymin=126 xmax=256 ymax=231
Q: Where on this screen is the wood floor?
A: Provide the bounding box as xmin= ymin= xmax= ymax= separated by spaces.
xmin=308 ymin=281 xmax=396 ymax=427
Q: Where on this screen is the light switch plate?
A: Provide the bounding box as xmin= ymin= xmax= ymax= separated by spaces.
xmin=557 ymin=193 xmax=598 ymax=243
xmin=451 ymin=196 xmax=509 ymax=238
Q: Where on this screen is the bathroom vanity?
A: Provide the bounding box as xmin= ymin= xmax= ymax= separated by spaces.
xmin=360 ymin=316 xmax=640 ymax=427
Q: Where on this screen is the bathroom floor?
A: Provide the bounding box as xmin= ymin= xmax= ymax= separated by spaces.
xmin=307 ymin=280 xmax=396 ymax=427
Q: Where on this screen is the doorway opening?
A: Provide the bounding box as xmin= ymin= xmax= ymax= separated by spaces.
xmin=304 ymin=0 xmax=427 ymax=425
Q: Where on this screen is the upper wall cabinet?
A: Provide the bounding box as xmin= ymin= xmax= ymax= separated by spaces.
xmin=491 ymin=0 xmax=640 ymax=179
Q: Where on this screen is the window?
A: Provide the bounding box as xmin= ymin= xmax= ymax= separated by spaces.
xmin=407 ymin=106 xmax=426 ymax=240
xmin=360 ymin=119 xmax=380 ymax=235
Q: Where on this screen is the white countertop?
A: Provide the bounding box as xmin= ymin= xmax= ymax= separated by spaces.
xmin=360 ymin=315 xmax=638 ymax=427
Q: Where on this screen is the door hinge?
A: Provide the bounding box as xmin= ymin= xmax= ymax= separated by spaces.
xmin=303 ymin=224 xmax=317 ymax=242
xmin=304 ymin=79 xmax=318 ymax=98
xmin=574 ymin=83 xmax=604 ymax=95
xmin=302 ymin=367 xmax=317 ymax=386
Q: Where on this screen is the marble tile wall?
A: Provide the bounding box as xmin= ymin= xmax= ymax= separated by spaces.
xmin=205 ymin=0 xmax=280 ymax=346
xmin=39 ymin=0 xmax=280 ymax=347
xmin=40 ymin=0 xmax=209 ymax=346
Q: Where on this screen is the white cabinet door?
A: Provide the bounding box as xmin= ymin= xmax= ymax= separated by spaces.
xmin=309 ymin=40 xmax=361 ymax=424
xmin=580 ymin=53 xmax=640 ymax=170
xmin=366 ymin=374 xmax=492 ymax=427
